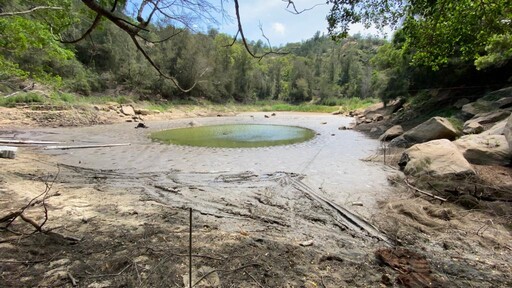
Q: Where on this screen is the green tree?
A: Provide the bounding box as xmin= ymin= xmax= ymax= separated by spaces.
xmin=326 ymin=0 xmax=512 ymax=69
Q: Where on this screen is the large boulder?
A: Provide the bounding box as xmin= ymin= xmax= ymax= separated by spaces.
xmin=379 ymin=125 xmax=404 ymax=141
xmin=454 ymin=134 xmax=511 ymax=166
xmin=399 ymin=139 xmax=475 ymax=177
xmin=504 ymin=115 xmax=512 ymax=149
xmin=401 ymin=117 xmax=460 ymax=144
xmin=120 ymin=105 xmax=136 ymax=116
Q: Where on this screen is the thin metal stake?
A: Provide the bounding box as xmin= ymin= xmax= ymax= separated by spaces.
xmin=189 ymin=207 xmax=193 ymax=288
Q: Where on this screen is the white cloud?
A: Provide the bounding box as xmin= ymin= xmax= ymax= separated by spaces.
xmin=272 ymin=22 xmax=286 ymax=35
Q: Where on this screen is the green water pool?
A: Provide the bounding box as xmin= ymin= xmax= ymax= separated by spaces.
xmin=150 ymin=124 xmax=316 ymax=148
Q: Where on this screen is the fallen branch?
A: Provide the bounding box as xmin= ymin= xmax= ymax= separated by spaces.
xmin=45 ymin=143 xmax=130 ymax=150
xmin=0 ymin=139 xmax=62 ymax=145
xmin=404 ymin=178 xmax=447 ymax=202
xmin=0 ymin=167 xmax=60 ymax=233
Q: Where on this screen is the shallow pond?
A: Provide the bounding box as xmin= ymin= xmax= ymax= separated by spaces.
xmin=150 ymin=124 xmax=316 ymax=148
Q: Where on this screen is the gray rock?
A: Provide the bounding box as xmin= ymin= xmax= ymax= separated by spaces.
xmin=399 ymin=139 xmax=475 ymax=177
xmin=402 ymin=116 xmax=460 ymax=144
xmin=462 ymin=122 xmax=484 ymax=134
xmin=379 ymin=125 xmax=404 ymax=141
xmin=388 ymin=135 xmax=410 ymax=148
xmin=454 ymin=134 xmax=511 ymax=165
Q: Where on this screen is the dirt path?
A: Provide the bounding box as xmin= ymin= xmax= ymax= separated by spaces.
xmin=1 ymin=111 xmax=511 ymax=287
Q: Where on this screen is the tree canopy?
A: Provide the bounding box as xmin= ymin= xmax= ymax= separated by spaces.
xmin=326 ymin=0 xmax=512 ymax=70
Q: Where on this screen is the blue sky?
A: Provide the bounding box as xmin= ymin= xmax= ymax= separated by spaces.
xmin=211 ymin=0 xmax=391 ymax=46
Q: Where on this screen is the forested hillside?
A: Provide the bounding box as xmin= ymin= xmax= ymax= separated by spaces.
xmin=1 ymin=0 xmax=511 ymax=106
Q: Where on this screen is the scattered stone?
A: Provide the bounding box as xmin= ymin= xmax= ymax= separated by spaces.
xmin=351 ymin=202 xmax=363 ymax=206
xmin=271 ymin=113 xmax=276 ymax=116
xmin=379 ymin=125 xmax=404 ymax=141
xmin=300 ymin=240 xmax=314 ymax=247
xmin=462 ymin=122 xmax=484 ymax=134
xmin=125 ymin=119 xmax=133 ymax=122
xmin=135 ymin=123 xmax=148 ymax=129
xmin=338 ymin=126 xmax=347 ymax=130
xmin=120 ymin=105 xmax=135 ymax=116
xmin=372 ymin=113 xmax=384 ymax=121
xmin=0 ymin=146 xmax=17 ymax=159
xmin=399 ymin=139 xmax=475 ymax=177
xmin=455 ymin=134 xmax=511 ymax=165
xmin=364 ymin=118 xmax=372 ymax=123
xmin=264 ymin=115 xmax=270 ymax=118
xmin=93 ymin=105 xmax=100 ymax=111
xmin=401 ymin=116 xmax=460 ymax=145
xmin=321 ymin=121 xmax=327 ymax=124
xmin=189 ymin=120 xmax=198 ymax=127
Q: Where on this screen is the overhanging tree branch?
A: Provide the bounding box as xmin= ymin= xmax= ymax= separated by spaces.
xmin=60 ymin=13 xmax=102 ymax=44
xmin=232 ymin=0 xmax=287 ymax=59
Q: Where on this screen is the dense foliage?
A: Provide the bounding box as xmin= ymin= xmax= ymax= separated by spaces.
xmin=1 ymin=0 xmax=511 ymax=106
xmin=327 ymin=0 xmax=512 ymax=70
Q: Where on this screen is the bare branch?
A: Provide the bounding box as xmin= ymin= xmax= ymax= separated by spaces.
xmin=130 ymin=35 xmax=208 ymax=92
xmin=0 ymin=6 xmax=62 ymax=17
xmin=283 ymin=0 xmax=326 ymax=15
xmin=232 ymin=0 xmax=288 ymax=59
xmin=60 ymin=14 xmax=102 ymax=44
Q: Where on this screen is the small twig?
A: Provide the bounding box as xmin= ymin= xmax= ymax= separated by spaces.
xmin=245 ymin=270 xmax=265 ymax=288
xmin=85 ymin=263 xmax=132 ymax=278
xmin=320 ymin=275 xmax=327 ymax=288
xmin=133 ymin=261 xmax=142 ymax=286
xmin=67 ymin=271 xmax=78 ymax=287
xmin=404 ymin=178 xmax=447 ymax=202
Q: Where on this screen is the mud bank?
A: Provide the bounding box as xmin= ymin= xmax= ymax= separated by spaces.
xmin=1 ymin=112 xmax=511 ymax=287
